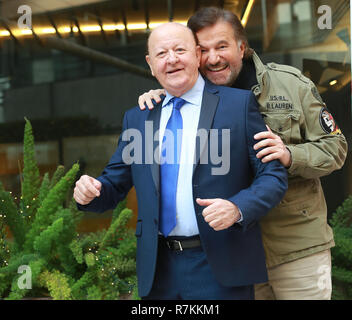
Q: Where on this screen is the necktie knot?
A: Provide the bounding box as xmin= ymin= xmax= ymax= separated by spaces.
xmin=172 ymin=97 xmax=186 ymax=111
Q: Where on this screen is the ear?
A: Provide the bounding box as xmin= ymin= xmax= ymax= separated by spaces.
xmin=146 ymin=55 xmax=155 ymax=76
xmin=195 ymin=45 xmax=201 ymax=68
xmin=238 ymin=41 xmax=245 ymax=59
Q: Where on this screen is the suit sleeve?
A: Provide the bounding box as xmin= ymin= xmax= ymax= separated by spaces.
xmin=77 ymin=112 xmax=133 ymax=213
xmin=228 ymin=92 xmax=288 ymax=232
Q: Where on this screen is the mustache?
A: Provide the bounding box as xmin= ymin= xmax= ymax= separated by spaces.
xmin=205 ymin=62 xmax=229 ymax=70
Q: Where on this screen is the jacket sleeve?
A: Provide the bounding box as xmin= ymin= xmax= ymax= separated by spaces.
xmin=77 ymin=112 xmax=133 ymax=213
xmin=229 ymin=92 xmax=288 ymax=232
xmin=286 ymin=80 xmax=348 ymax=179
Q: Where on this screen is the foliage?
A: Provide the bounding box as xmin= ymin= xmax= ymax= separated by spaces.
xmin=70 ymin=204 xmax=138 ymax=300
xmin=330 ymin=195 xmax=352 ymax=300
xmin=0 ymin=119 xmax=137 ymax=300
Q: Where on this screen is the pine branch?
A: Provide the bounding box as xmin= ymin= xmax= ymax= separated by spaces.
xmin=33 ymin=218 xmax=64 ymax=257
xmin=100 ymin=208 xmax=132 ymax=250
xmin=0 ymin=182 xmax=26 ymax=250
xmin=38 ymin=270 xmax=72 ymax=300
xmin=49 ymin=165 xmax=66 ymax=189
xmin=38 ymin=173 xmax=50 ymax=207
xmin=21 ymin=118 xmax=41 ymax=218
xmin=23 ymin=163 xmax=79 ymax=252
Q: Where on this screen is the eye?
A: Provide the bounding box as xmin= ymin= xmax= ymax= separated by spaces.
xmin=175 ymin=48 xmax=186 ymax=53
xmin=156 ymin=51 xmax=166 ymax=57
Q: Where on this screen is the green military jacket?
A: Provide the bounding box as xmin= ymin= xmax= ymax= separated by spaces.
xmin=251 ymin=52 xmax=348 ymax=267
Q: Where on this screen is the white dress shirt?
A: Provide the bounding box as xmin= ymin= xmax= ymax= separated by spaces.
xmin=159 ymin=74 xmax=205 ymax=236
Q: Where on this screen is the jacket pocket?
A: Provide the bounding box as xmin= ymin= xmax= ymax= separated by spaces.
xmin=280 ymin=178 xmax=318 ymax=206
xmin=262 ymin=110 xmax=300 ymax=144
xmin=135 ymin=219 xmax=142 ymax=237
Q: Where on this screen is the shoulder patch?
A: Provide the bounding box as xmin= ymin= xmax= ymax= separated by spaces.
xmin=319 ymin=107 xmax=341 ymax=135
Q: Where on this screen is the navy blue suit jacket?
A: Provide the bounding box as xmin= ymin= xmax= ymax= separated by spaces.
xmin=78 ymin=80 xmax=288 ymax=297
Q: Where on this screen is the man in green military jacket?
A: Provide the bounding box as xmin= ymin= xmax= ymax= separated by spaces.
xmin=137 ymin=7 xmax=348 ymax=299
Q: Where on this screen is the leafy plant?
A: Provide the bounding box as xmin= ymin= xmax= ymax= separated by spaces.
xmin=0 ymin=118 xmax=138 ymax=300
xmin=330 ymin=195 xmax=352 ymax=300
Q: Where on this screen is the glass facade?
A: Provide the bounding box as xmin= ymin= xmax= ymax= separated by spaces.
xmin=246 ymin=0 xmax=351 ymax=215
xmin=0 ymin=0 xmax=350 ymax=230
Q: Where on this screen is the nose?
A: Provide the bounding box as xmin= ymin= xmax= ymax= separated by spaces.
xmin=207 ymin=50 xmax=220 ymax=65
xmin=166 ymin=50 xmax=178 ymax=64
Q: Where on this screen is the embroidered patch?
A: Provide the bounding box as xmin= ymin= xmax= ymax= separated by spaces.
xmin=319 ymin=108 xmax=341 ymax=135
xmin=266 ymin=95 xmax=293 ymax=110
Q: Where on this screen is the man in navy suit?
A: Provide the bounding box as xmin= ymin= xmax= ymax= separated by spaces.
xmin=74 ymin=22 xmax=287 ymax=300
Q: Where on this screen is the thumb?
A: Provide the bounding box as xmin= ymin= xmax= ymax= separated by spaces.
xmin=196 ymin=198 xmax=216 ymax=207
xmin=266 ymin=125 xmax=272 ymax=133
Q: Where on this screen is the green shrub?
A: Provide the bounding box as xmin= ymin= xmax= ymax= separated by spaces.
xmin=0 ymin=119 xmax=137 ymax=300
xmin=330 ymin=195 xmax=352 ymax=300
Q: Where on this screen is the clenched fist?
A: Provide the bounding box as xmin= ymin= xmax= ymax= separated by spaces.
xmin=74 ymin=175 xmax=102 ymax=205
xmin=196 ymin=198 xmax=240 ymax=231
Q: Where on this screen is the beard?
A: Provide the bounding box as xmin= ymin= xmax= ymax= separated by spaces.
xmin=202 ymin=61 xmax=243 ymax=87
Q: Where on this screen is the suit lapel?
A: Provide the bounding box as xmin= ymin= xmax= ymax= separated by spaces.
xmin=146 ymin=83 xmax=219 ymax=188
xmin=193 ymin=82 xmax=220 ymax=173
xmin=147 ymin=99 xmax=164 ymax=193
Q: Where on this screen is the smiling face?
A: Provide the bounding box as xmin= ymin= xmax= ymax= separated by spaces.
xmin=146 ymin=23 xmax=201 ymax=97
xmin=196 ymin=20 xmax=245 ymax=86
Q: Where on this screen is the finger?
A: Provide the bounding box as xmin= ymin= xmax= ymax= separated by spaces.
xmin=203 ymin=211 xmax=220 ymax=223
xmin=213 ymin=223 xmax=227 ymax=231
xmin=154 ymin=89 xmax=166 ymax=100
xmin=198 ymin=200 xmax=219 ymax=217
xmin=145 ymin=98 xmax=155 ymax=110
xmin=92 ymin=178 xmax=102 ymax=193
xmin=138 ymin=93 xmax=154 ymax=110
xmin=254 ymin=138 xmax=277 ymax=150
xmin=77 ymin=178 xmax=100 ymax=197
xmin=138 ymin=96 xmax=146 ymax=110
xmin=209 ymin=218 xmax=223 ymax=230
xmin=74 ymin=188 xmax=91 ymax=205
xmin=266 ymin=125 xmax=273 ymax=133
xmin=260 ymin=151 xmax=281 ymax=163
xmin=196 ymin=198 xmax=217 ymax=207
xmin=151 ymin=93 xmax=162 ymax=103
xmin=202 ymin=204 xmax=220 ymax=217
xmin=85 ymin=177 xmax=101 ymax=197
xmin=254 ymin=131 xmax=276 ymax=140
xmin=76 ymin=186 xmax=95 ymax=202
xmin=76 ymin=183 xmax=96 ymax=199
xmin=74 ymin=193 xmax=86 ymax=205
xmin=256 ymin=146 xmax=279 ymax=159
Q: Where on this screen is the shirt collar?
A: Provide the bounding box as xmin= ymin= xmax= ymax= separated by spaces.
xmin=162 ymin=73 xmax=205 ymax=108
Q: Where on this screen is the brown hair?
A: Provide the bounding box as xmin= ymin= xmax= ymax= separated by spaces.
xmin=187 ymin=7 xmax=253 ymax=59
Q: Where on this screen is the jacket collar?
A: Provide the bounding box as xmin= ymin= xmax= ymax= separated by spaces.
xmin=251 ymin=51 xmax=267 ymax=97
